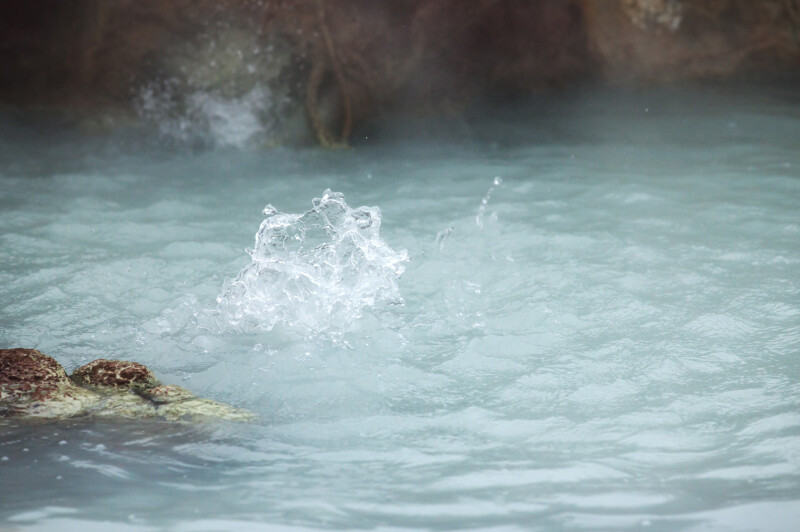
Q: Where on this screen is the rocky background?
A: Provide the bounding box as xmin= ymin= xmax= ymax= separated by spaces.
xmin=1 ymin=0 xmax=798 ymax=146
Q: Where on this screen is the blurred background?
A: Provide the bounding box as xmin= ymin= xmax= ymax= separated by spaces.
xmin=1 ymin=0 xmax=798 ymax=148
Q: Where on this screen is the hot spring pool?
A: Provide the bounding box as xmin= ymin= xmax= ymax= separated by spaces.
xmin=1 ymin=86 xmax=800 ymax=531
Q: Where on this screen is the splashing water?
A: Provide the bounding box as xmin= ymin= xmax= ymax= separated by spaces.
xmin=216 ymin=190 xmax=408 ymax=334
xmin=137 ymin=83 xmax=273 ymax=149
xmin=475 ymin=175 xmax=503 ymax=228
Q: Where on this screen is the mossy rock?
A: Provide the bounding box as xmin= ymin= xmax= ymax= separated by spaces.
xmin=1 ymin=348 xmax=256 ymax=423
xmin=71 ymin=359 xmax=160 ymax=392
xmin=0 ymin=349 xmax=101 ymax=419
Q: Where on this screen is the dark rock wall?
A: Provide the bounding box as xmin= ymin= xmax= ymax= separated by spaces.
xmin=1 ymin=0 xmax=798 ymax=144
xmin=582 ymin=0 xmax=800 ymax=82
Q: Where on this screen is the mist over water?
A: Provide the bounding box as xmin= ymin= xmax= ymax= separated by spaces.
xmin=1 ymin=85 xmax=800 ymax=530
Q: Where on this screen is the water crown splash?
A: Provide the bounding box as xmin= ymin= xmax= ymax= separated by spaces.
xmin=217 ymin=190 xmax=408 ymax=333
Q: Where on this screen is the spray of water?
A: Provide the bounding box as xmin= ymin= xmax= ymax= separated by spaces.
xmin=217 ymin=190 xmax=408 ymax=334
xmin=475 ymin=176 xmax=503 ymax=228
xmin=137 ymin=83 xmax=272 ymax=149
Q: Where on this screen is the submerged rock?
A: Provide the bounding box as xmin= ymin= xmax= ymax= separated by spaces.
xmin=0 ymin=348 xmax=256 ymax=423
xmin=142 ymin=385 xmax=257 ymax=423
xmin=141 ymin=384 xmax=197 ymax=404
xmin=95 ymin=392 xmax=159 ymax=420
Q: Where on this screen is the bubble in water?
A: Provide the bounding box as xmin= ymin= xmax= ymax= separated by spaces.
xmin=217 ymin=190 xmax=408 ymax=334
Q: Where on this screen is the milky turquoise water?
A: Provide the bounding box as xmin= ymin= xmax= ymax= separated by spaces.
xmin=1 ymin=85 xmax=800 ymax=531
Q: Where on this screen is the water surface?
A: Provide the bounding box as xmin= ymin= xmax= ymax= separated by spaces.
xmin=1 ymin=85 xmax=800 ymax=531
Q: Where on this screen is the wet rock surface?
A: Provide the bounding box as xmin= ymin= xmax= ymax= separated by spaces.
xmin=0 ymin=348 xmax=69 ymax=402
xmin=140 ymin=384 xmax=197 ymax=404
xmin=71 ymin=359 xmax=159 ymax=391
xmin=1 ymin=348 xmax=256 ymax=423
xmin=0 ymin=348 xmax=100 ymax=419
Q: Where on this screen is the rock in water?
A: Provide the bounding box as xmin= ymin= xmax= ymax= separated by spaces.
xmin=71 ymin=359 xmax=160 ymax=391
xmin=140 ymin=385 xmax=257 ymax=423
xmin=0 ymin=348 xmax=100 ymax=419
xmin=0 ymin=348 xmax=256 ymax=423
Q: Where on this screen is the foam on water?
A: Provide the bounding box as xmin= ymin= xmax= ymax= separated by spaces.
xmin=216 ymin=190 xmax=408 ymax=334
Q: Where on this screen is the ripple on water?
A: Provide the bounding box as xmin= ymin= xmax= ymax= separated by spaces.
xmin=1 ymin=86 xmax=800 ymax=529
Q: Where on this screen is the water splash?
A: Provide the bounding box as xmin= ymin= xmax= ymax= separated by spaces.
xmin=435 ymin=226 xmax=454 ymax=251
xmin=137 ymin=83 xmax=273 ymax=149
xmin=217 ymin=190 xmax=408 ymax=334
xmin=475 ymin=176 xmax=503 ymax=228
